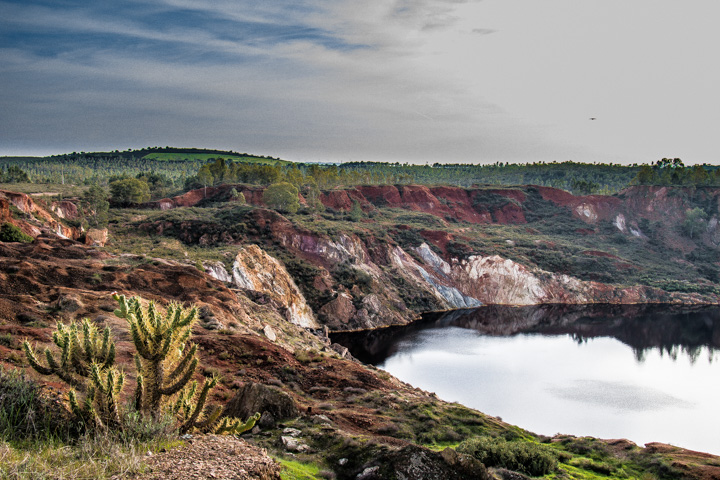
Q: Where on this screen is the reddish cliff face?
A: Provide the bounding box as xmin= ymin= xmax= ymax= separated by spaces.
xmin=51 ymin=200 xmax=79 ymax=220
xmin=320 ymin=190 xmax=365 ymax=211
xmin=135 ymin=183 xmax=720 ymax=331
xmin=146 ymin=184 xmax=720 ymax=240
xmin=0 ymin=190 xmax=80 ymax=240
xmin=354 ymin=185 xmax=401 ymax=206
xmin=0 ymin=198 xmax=10 ymax=223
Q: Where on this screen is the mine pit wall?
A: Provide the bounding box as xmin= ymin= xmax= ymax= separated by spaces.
xmin=157 ymin=183 xmax=720 ymax=331
xmin=206 ymin=236 xmax=707 ymax=334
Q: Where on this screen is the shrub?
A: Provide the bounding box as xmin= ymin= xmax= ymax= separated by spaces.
xmin=0 ymin=222 xmax=33 ymax=243
xmin=457 ymin=436 xmax=557 ymax=476
xmin=0 ymin=366 xmax=72 ymax=442
xmin=263 ymin=182 xmax=299 ymax=213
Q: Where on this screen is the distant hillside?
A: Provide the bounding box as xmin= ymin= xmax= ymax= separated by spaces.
xmin=0 ymin=147 xmax=289 ymax=185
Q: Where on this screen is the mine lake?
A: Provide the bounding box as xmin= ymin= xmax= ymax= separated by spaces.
xmin=333 ymin=304 xmax=720 ymax=455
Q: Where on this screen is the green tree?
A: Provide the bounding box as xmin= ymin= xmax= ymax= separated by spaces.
xmin=304 ymin=184 xmax=324 ymax=215
xmin=229 ymin=188 xmax=245 ymax=204
xmin=208 ymin=158 xmax=227 ymax=185
xmin=82 ymin=185 xmax=109 ymax=227
xmin=109 ymin=178 xmax=150 ymax=206
xmin=263 ymin=182 xmax=299 ymax=213
xmin=687 ymin=165 xmax=710 ymax=185
xmin=349 ymin=199 xmax=364 ymax=221
xmin=2 ymin=165 xmax=30 ymax=183
xmin=683 ymin=207 xmax=708 ymax=239
xmin=284 ymin=166 xmax=304 ymax=188
xmin=196 ymin=165 xmax=214 ymax=197
xmin=634 ymin=165 xmax=655 ymax=185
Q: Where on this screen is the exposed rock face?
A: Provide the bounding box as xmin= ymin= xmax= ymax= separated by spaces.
xmin=318 ymin=292 xmax=356 ymax=330
xmin=0 ymin=198 xmax=10 ymax=223
xmin=204 ymin=261 xmax=233 ymax=283
xmin=0 ymin=190 xmax=80 ymax=240
xmin=335 ymin=444 xmax=490 ymax=480
xmin=231 ymin=245 xmax=319 ymax=329
xmin=51 ymin=201 xmax=79 ymax=220
xmin=84 ymin=228 xmax=108 ymax=247
xmin=139 ymin=184 xmax=720 ymax=332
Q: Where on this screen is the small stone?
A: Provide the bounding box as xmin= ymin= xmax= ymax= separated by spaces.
xmin=311 ymin=414 xmax=332 ymax=425
xmin=282 ymin=427 xmax=302 ymax=437
xmin=338 ymin=458 xmax=348 ymax=466
xmin=356 ymin=466 xmax=379 ymax=479
xmin=281 ymin=436 xmax=310 ymax=452
xmin=263 ymin=324 xmax=276 ymax=341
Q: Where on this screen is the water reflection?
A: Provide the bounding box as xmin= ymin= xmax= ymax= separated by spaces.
xmin=332 ymin=304 xmax=720 ymax=454
xmin=333 ymin=304 xmax=720 ymax=365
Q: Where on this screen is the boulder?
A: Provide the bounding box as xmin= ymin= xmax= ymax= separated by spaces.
xmin=55 ymin=293 xmax=84 ymax=313
xmin=223 ymin=382 xmax=299 ymax=429
xmin=318 ymin=292 xmax=356 ymax=329
xmin=85 ymin=228 xmax=108 ymax=247
xmin=263 ymin=325 xmax=277 ymax=342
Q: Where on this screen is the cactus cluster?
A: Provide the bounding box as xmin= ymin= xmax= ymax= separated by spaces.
xmin=23 ymin=319 xmax=120 ymax=428
xmin=113 ymin=294 xmax=199 ymax=416
xmin=23 ymin=294 xmax=259 ymax=435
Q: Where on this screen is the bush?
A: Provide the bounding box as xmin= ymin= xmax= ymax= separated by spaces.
xmin=0 ymin=222 xmax=33 ymax=243
xmin=0 ymin=366 xmax=72 ymax=442
xmin=263 ymin=182 xmax=299 ymax=213
xmin=457 ymin=436 xmax=557 ymax=476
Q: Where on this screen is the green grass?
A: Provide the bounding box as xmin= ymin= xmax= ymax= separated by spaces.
xmin=0 ymin=183 xmax=87 ymax=197
xmin=276 ymin=458 xmax=323 ymax=480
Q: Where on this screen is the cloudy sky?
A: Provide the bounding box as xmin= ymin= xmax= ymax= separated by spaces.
xmin=1 ymin=0 xmax=719 ymax=164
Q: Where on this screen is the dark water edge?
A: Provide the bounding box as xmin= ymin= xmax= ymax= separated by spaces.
xmin=332 ymin=303 xmax=720 ymax=365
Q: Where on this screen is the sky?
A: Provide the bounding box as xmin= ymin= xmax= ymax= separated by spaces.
xmin=1 ymin=0 xmax=719 ymax=165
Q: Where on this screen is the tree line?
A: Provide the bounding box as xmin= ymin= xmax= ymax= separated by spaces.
xmin=631 ymin=158 xmax=720 ymax=186
xmin=4 ymin=151 xmax=720 ymax=208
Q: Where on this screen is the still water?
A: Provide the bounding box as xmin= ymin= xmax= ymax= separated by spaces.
xmin=332 ymin=304 xmax=720 ymax=455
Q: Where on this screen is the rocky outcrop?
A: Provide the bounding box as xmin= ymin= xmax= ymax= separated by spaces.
xmin=229 ymin=245 xmax=319 ymax=329
xmin=0 ymin=190 xmax=80 ymax=240
xmin=51 ymin=200 xmax=79 ymax=220
xmin=204 ymin=260 xmax=233 ymax=283
xmin=84 ymin=228 xmax=108 ymax=247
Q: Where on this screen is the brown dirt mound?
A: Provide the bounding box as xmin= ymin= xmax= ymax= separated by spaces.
xmin=120 ymin=435 xmax=280 ymax=480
